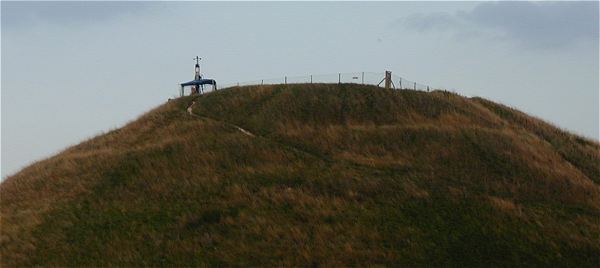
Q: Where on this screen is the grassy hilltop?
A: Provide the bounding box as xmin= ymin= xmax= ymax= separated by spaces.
xmin=1 ymin=83 xmax=599 ymax=266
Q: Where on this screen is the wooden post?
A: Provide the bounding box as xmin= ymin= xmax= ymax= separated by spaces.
xmin=414 ymin=82 xmax=416 ymax=90
xmin=310 ymin=75 xmax=313 ymax=84
xmin=399 ymin=79 xmax=402 ymax=89
xmin=384 ymin=71 xmax=392 ymax=89
xmin=285 ymin=76 xmax=287 ymax=84
xmin=338 ymin=73 xmax=341 ymax=84
xmin=361 ymin=72 xmax=364 ymax=84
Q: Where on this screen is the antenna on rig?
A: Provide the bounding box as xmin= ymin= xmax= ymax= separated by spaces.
xmin=193 ymin=56 xmax=202 ymax=80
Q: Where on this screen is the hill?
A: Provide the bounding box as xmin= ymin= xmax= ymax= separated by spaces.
xmin=1 ymin=83 xmax=599 ymax=266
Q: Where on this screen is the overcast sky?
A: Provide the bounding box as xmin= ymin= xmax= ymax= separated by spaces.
xmin=2 ymin=1 xmax=598 ymax=179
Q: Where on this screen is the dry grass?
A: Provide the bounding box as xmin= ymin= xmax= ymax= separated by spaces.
xmin=1 ymin=84 xmax=599 ymax=266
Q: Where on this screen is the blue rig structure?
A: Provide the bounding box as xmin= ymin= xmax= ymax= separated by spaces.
xmin=180 ymin=56 xmax=217 ymax=96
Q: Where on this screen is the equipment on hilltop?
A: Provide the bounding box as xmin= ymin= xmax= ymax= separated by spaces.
xmin=180 ymin=56 xmax=217 ymax=96
xmin=377 ymin=71 xmax=395 ymax=89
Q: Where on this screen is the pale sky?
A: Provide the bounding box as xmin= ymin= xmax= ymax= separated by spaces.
xmin=2 ymin=1 xmax=599 ymax=179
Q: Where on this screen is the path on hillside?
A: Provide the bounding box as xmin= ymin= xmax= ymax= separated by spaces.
xmin=183 ymin=99 xmax=411 ymax=175
xmin=187 ymin=101 xmax=255 ymax=137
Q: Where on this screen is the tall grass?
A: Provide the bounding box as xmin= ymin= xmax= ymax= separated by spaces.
xmin=1 ymin=84 xmax=599 ymax=266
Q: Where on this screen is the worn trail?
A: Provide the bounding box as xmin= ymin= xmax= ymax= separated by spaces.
xmin=186 ymin=101 xmax=255 ymax=137
xmin=184 ymin=99 xmax=407 ymax=174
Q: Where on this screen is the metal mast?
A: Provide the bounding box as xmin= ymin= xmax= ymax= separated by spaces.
xmin=194 ymin=56 xmax=201 ymax=80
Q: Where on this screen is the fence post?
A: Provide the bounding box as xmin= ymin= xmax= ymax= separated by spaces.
xmin=361 ymin=72 xmax=364 ymax=84
xmin=427 ymin=86 xmax=430 ymax=92
xmin=384 ymin=71 xmax=392 ymax=89
xmin=310 ymin=75 xmax=313 ymax=84
xmin=399 ymin=79 xmax=402 ymax=89
xmin=285 ymin=76 xmax=287 ymax=84
xmin=414 ymin=82 xmax=416 ymax=90
xmin=338 ymin=73 xmax=341 ymax=84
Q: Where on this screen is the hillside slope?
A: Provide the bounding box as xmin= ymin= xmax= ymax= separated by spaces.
xmin=2 ymin=84 xmax=599 ymax=266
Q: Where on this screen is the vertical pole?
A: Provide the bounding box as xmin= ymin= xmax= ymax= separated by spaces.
xmin=399 ymin=79 xmax=402 ymax=89
xmin=338 ymin=73 xmax=341 ymax=84
xmin=427 ymin=86 xmax=430 ymax=92
xmin=361 ymin=72 xmax=364 ymax=84
xmin=414 ymin=82 xmax=416 ymax=90
xmin=237 ymin=82 xmax=239 ymax=87
xmin=285 ymin=76 xmax=287 ymax=84
xmin=261 ymin=80 xmax=264 ymax=85
xmin=310 ymin=75 xmax=313 ymax=84
xmin=384 ymin=71 xmax=392 ymax=89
